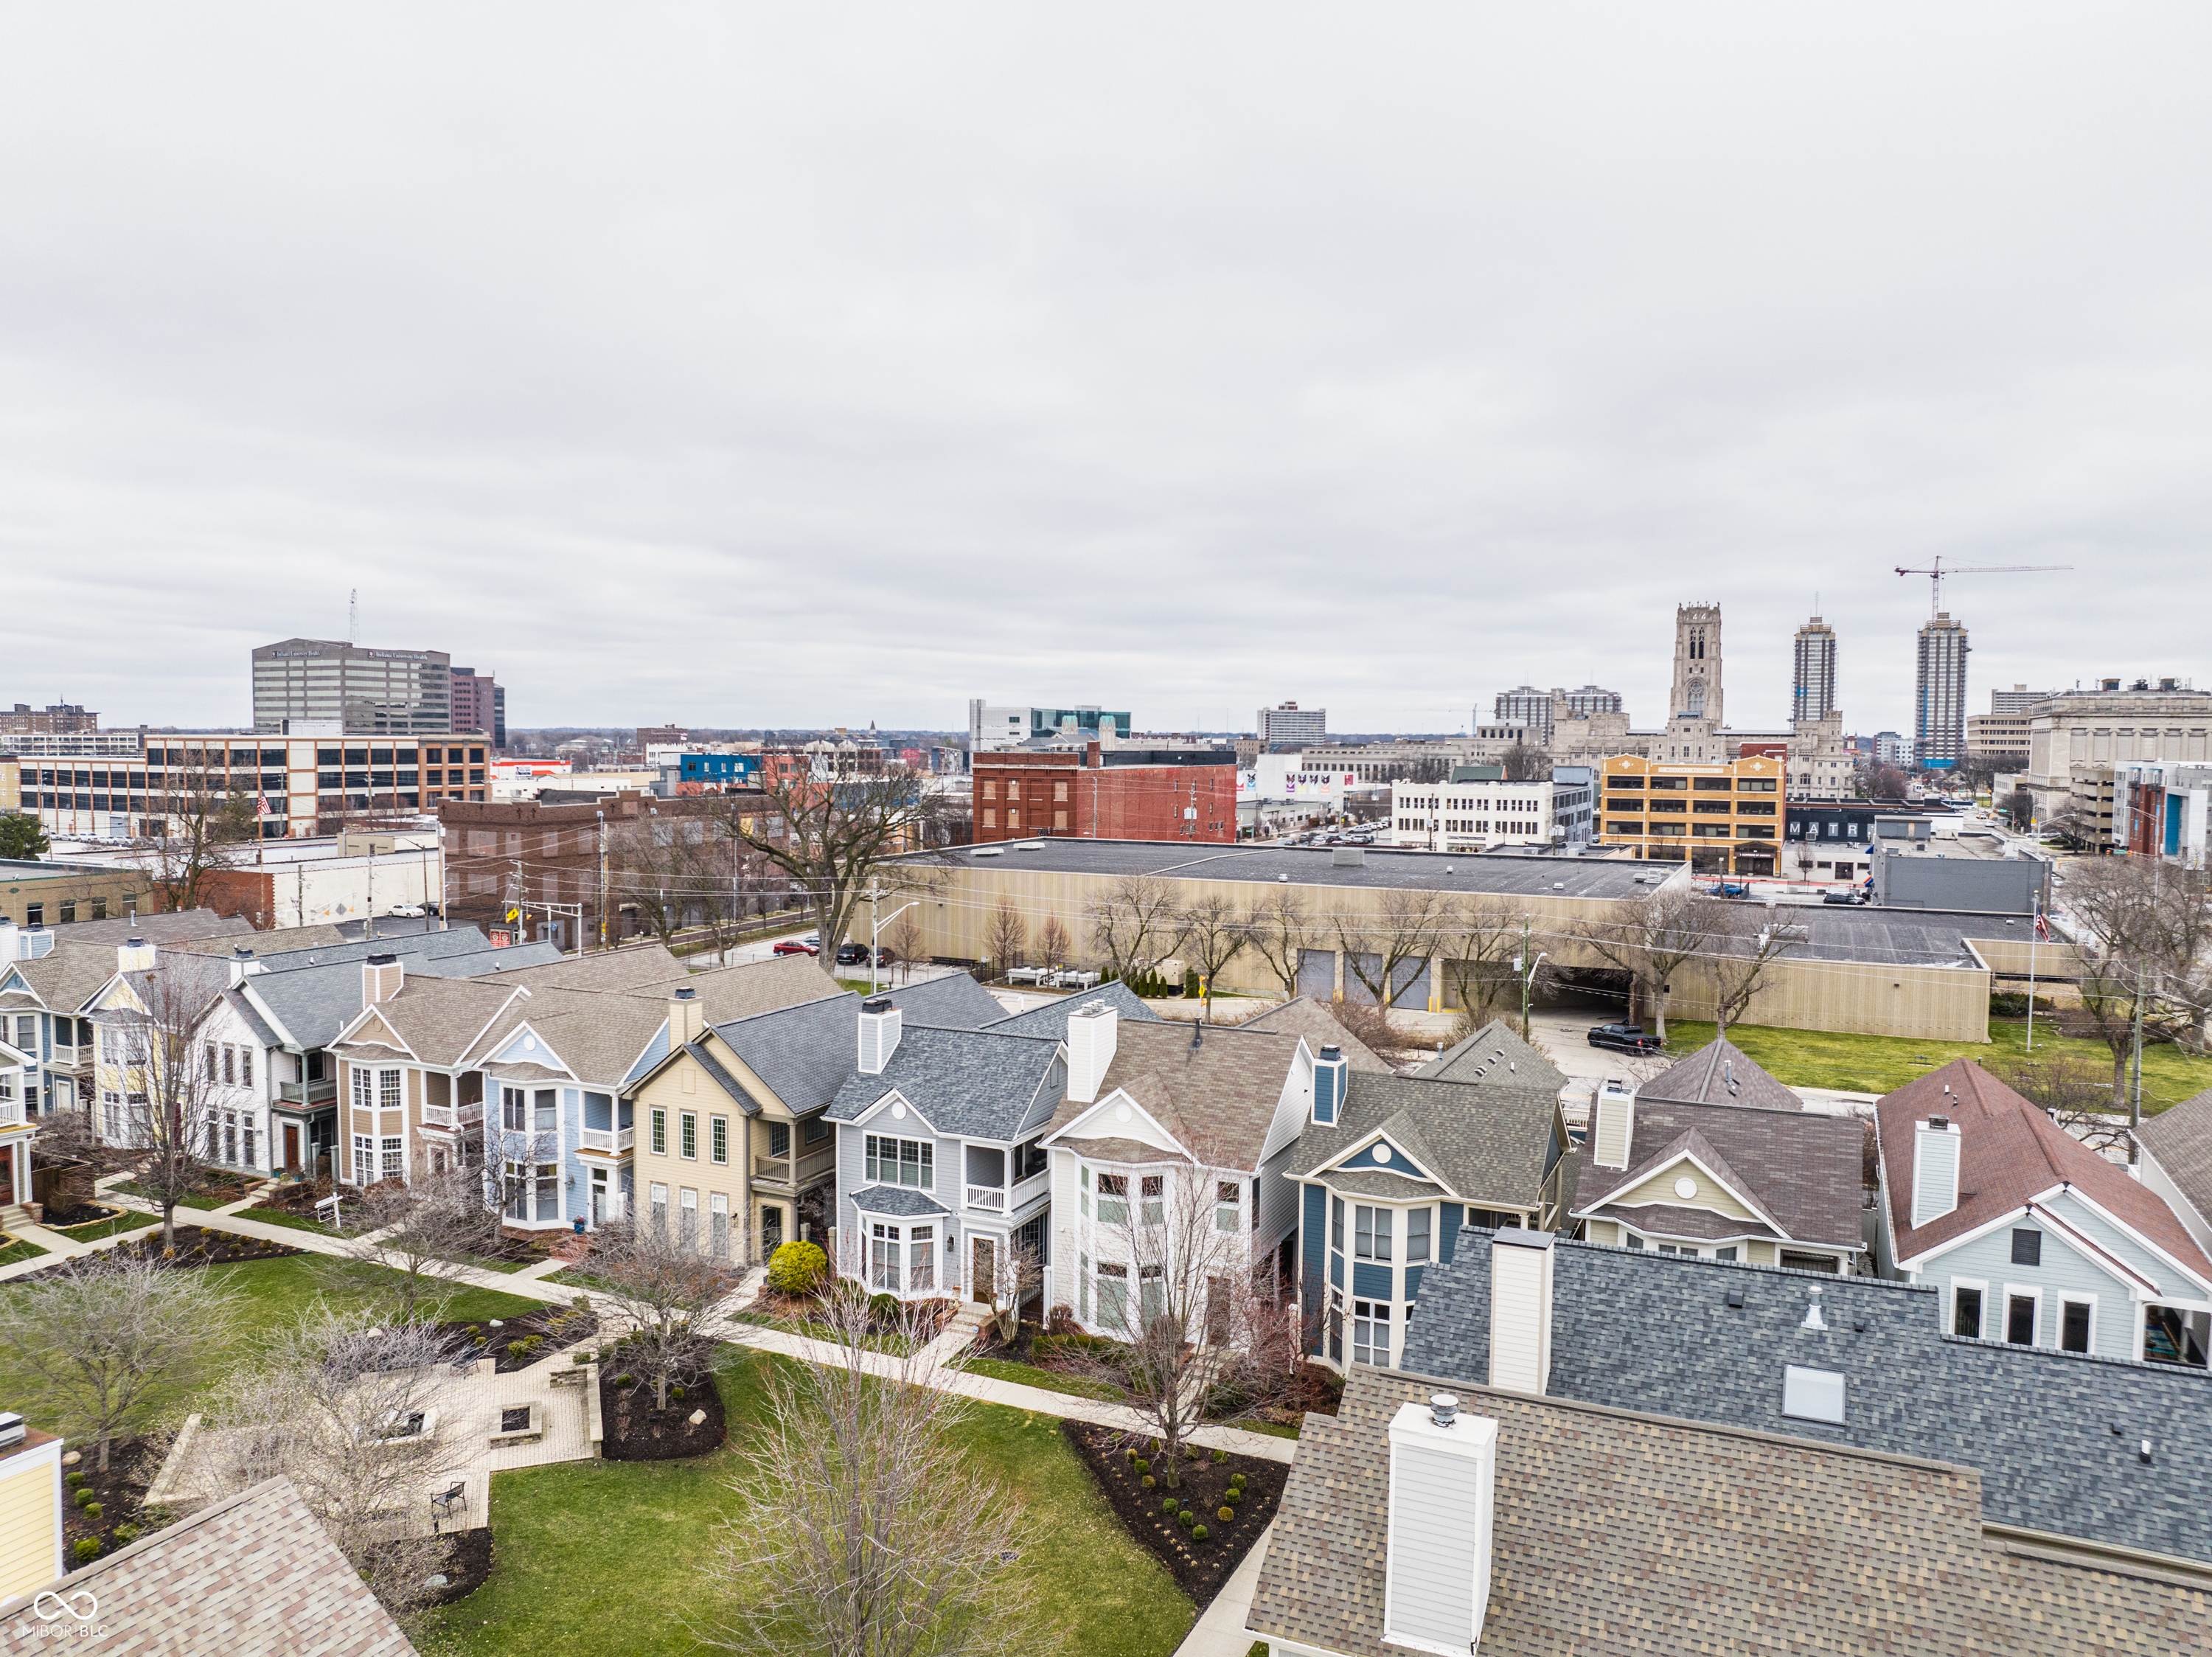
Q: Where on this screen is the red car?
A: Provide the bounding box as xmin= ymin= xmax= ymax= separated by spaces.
xmin=771 ymin=937 xmax=820 ymax=956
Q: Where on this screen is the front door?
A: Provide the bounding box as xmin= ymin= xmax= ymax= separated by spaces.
xmin=590 ymin=1168 xmax=608 ymax=1229
xmin=283 ymin=1124 xmax=301 ymax=1173
xmin=0 ymin=1143 xmax=14 ymax=1205
xmin=761 ymin=1206 xmax=784 ymax=1257
xmin=972 ymin=1236 xmax=995 ymax=1304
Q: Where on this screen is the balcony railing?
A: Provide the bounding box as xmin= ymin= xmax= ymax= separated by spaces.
xmin=966 ymin=1186 xmax=1006 ymax=1212
xmin=421 ymin=1105 xmax=457 ymax=1130
xmin=278 ymin=1078 xmax=338 ymax=1106
xmin=0 ymin=1099 xmax=21 ymax=1127
xmin=754 ymin=1147 xmax=836 ymax=1186
xmin=580 ymin=1125 xmax=635 ymax=1155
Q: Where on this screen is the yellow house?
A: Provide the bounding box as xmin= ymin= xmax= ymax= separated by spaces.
xmin=0 ymin=1423 xmax=64 ymax=1602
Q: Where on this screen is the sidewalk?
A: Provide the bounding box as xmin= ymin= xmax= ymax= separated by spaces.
xmin=1175 ymin=1521 xmax=1273 ymax=1656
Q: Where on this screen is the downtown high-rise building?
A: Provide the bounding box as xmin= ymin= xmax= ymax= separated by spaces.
xmin=1256 ymin=701 xmax=1327 ymax=746
xmin=1792 ymin=616 xmax=1837 ymax=722
xmin=252 ymin=638 xmax=452 ymax=735
xmin=1914 ymin=613 xmax=1971 ymax=768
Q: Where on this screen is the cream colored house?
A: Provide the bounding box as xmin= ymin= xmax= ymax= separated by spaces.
xmin=0 ymin=1423 xmax=64 ymax=1603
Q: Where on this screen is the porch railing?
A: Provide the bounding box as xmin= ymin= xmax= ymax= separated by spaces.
xmin=279 ymin=1078 xmax=338 ymax=1105
xmin=420 ymin=1104 xmax=456 ymax=1130
xmin=580 ymin=1125 xmax=635 ymax=1155
xmin=966 ymin=1186 xmax=1006 ymax=1212
xmin=754 ymin=1147 xmax=835 ymax=1186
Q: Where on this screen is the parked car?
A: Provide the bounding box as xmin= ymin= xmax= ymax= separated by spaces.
xmin=385 ymin=904 xmax=425 ymax=918
xmin=1821 ymin=889 xmax=1869 ymax=906
xmin=835 ymin=943 xmax=869 ymax=964
xmin=1587 ymin=1022 xmax=1663 ymax=1054
xmin=1712 ymin=881 xmax=1749 ymax=898
xmin=773 ymin=937 xmax=819 ymax=956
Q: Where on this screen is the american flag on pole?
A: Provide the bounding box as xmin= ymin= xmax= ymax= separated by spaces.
xmin=2035 ymin=911 xmax=2051 ymax=941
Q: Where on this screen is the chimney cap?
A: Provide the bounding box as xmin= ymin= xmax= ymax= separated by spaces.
xmin=233 ymin=945 xmax=254 ymax=958
xmin=1428 ymin=1393 xmax=1459 ymax=1428
xmin=366 ymin=952 xmax=397 ymax=966
xmin=1928 ymin=1114 xmax=1950 ymax=1129
xmin=1318 ymin=1043 xmax=1342 ymax=1061
xmin=1491 ymin=1226 xmax=1555 ymax=1251
xmin=862 ymin=996 xmax=894 ymax=1013
xmin=672 ymin=986 xmax=696 ymax=1001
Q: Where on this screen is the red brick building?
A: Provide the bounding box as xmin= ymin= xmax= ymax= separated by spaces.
xmin=973 ymin=744 xmax=1237 ymax=844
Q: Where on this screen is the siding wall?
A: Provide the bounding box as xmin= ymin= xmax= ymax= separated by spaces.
xmin=1924 ymin=1217 xmax=2134 ymax=1359
xmin=0 ymin=1442 xmax=60 ymax=1601
xmin=1608 ymin=1161 xmax=1763 ymax=1224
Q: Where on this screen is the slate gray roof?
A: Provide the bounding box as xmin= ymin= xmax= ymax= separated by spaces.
xmin=982 ymin=979 xmax=1161 ymax=1038
xmin=850 ymin=1184 xmax=951 ymax=1217
xmin=172 ymin=922 xmax=350 ymax=956
xmin=1249 ymin=1365 xmax=2212 ymax=1657
xmin=2138 ymin=1085 xmax=2212 ymax=1238
xmin=827 ymin=1024 xmax=1064 ymax=1141
xmin=713 ymin=995 xmax=864 ymax=1114
xmin=1398 ymin=1232 xmax=2212 ymax=1566
xmin=1413 ymin=1019 xmax=1567 ymax=1094
xmin=1238 ymin=997 xmax=1392 ymax=1073
xmin=1635 ymin=1035 xmax=1803 ymax=1111
xmin=244 ymin=928 xmax=560 ymax=1050
xmin=1298 ymin=1070 xmax=1558 ymax=1212
xmin=220 ymin=984 xmax=283 ymax=1049
xmin=686 ymin=1041 xmax=765 ymax=1115
xmin=869 ymin=970 xmax=1006 ymax=1029
xmin=1573 ymin=1097 xmax=1863 ymax=1251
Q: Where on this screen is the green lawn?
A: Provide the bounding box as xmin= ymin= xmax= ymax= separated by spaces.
xmin=52 ymin=1210 xmax=161 ymax=1243
xmin=237 ymin=1204 xmax=352 ymax=1236
xmin=0 ymin=1235 xmax=50 ymax=1268
xmin=114 ymin=1182 xmax=229 ymax=1212
xmin=1658 ymin=1018 xmax=2212 ymax=1111
xmin=964 ymin=1354 xmax=1121 ymax=1402
xmin=425 ymin=1347 xmax=1196 ymax=1657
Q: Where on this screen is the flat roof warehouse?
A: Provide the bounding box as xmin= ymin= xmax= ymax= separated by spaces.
xmin=897 ymin=841 xmax=1999 ymax=971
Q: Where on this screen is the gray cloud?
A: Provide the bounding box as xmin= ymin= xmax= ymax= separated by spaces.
xmin=3 ymin=5 xmax=2207 ymax=733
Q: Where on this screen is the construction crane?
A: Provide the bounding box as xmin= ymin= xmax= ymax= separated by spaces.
xmin=1895 ymin=555 xmax=2070 ymax=617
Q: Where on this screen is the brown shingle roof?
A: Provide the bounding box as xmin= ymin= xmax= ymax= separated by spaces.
xmin=1879 ymin=1059 xmax=2212 ymax=1279
xmin=1576 ymin=1100 xmax=1865 ymax=1251
xmin=1636 ymin=1034 xmax=1803 ymax=1110
xmin=0 ymin=1476 xmax=416 ymax=1656
xmin=1239 ymin=997 xmax=1392 ymax=1073
xmin=1248 ymin=1367 xmax=2212 ymax=1657
xmin=1047 ymin=1021 xmax=1303 ymax=1170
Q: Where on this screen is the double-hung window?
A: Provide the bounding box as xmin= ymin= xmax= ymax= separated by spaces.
xmin=1141 ymin=1175 xmax=1164 ymax=1226
xmin=380 ymin=1069 xmax=403 ymax=1110
xmin=1096 ymin=1173 xmax=1128 ymax=1225
xmin=1216 ymin=1181 xmax=1240 ymax=1233
xmin=352 ymin=1133 xmax=375 ymax=1186
xmin=352 ymin=1068 xmax=375 ymax=1112
xmin=908 ymin=1226 xmax=936 ymax=1292
xmin=1096 ymin=1262 xmax=1129 ymax=1328
xmin=650 ymin=1108 xmax=667 ymax=1155
xmin=1354 ymin=1205 xmax=1392 ymax=1261
xmin=711 ymin=1116 xmax=728 ymax=1164
xmin=383 ymin=1136 xmax=406 ymax=1183
xmin=503 ymin=1088 xmax=529 ymax=1133
xmin=680 ymin=1112 xmax=698 ymax=1160
xmin=871 ymin=1223 xmax=904 ymax=1292
xmin=1406 ymin=1206 xmax=1431 ymax=1262
xmin=866 ymin=1134 xmax=933 ymax=1189
xmin=1352 ymin=1299 xmax=1391 ymax=1367
xmin=768 ymin=1122 xmax=790 ymax=1158
xmin=1332 ymin=1195 xmax=1345 ymax=1253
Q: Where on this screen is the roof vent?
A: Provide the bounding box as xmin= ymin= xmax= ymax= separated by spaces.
xmin=2140 ymin=1439 xmax=2155 ymax=1465
xmin=1428 ymin=1393 xmax=1459 ymax=1428
xmin=1332 ymin=847 xmax=1364 ymax=866
xmin=1801 ymin=1287 xmax=1828 ymax=1331
xmin=1725 ymin=1289 xmax=1745 ymax=1309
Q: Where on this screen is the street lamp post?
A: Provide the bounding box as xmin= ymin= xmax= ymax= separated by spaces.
xmin=872 ymin=898 xmax=919 ymax=994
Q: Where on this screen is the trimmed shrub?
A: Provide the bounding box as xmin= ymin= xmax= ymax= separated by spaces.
xmin=1218 ymin=1507 xmax=1235 ymax=1524
xmin=866 ymin=1292 xmax=900 ymax=1328
xmin=1230 ymin=1471 xmax=1247 ymax=1488
xmin=73 ymin=1538 xmax=100 ymax=1564
xmin=1192 ymin=1524 xmax=1208 ymax=1541
xmin=73 ymin=1488 xmax=93 ymax=1508
xmin=113 ymin=1524 xmax=140 ymax=1545
xmin=767 ymin=1239 xmax=832 ymax=1299
xmin=1161 ymin=1498 xmax=1178 ymax=1514
xmin=1212 ymin=1448 xmax=1228 ymax=1464
xmin=66 ymin=1470 xmax=85 ymax=1489
xmin=1178 ymin=1510 xmax=1194 ymax=1529
xmin=1224 ymin=1486 xmax=1242 ymax=1505
xmin=83 ymin=1502 xmax=102 ymax=1523
xmin=670 ymin=1384 xmax=686 ymax=1401
xmin=1133 ymin=1458 xmax=1150 ymax=1475
xmin=1141 ymin=1475 xmax=1155 ymax=1489
xmin=614 ymin=1372 xmax=636 ymax=1389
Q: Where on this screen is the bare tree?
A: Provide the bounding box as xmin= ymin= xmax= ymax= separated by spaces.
xmin=2062 ymin=858 xmax=2212 ymax=1107
xmin=1246 ymin=885 xmax=1312 ymax=1001
xmin=1991 ymin=1049 xmax=2128 ymax=1155
xmin=201 ymin=1313 xmax=476 ymax=1628
xmin=1705 ymin=907 xmax=1806 ymax=1035
xmin=717 ymin=767 xmax=944 ymax=990
xmin=1334 ymin=888 xmax=1451 ymax=1009
xmin=1179 ymin=892 xmax=1252 ymax=1021
xmin=1087 ymin=874 xmax=1191 ymax=984
xmin=1054 ymin=1154 xmax=1304 ymax=1486
xmin=700 ymin=1295 xmax=1061 ymax=1657
xmin=133 ymin=779 xmax=259 ymax=914
xmin=102 ymin=952 xmax=230 ymax=1251
xmin=978 ymin=1238 xmax=1045 ymax=1349
xmin=886 ymin=905 xmax=929 ymax=984
xmin=1573 ymin=885 xmax=1723 ymax=1042
xmin=1438 ymin=897 xmax=1523 ymax=1025
xmin=318 ymin=1161 xmax=506 ymax=1322
xmin=0 ymin=1254 xmax=239 ymax=1470
xmin=984 ymin=899 xmax=1029 ymax=977
xmin=587 ymin=1213 xmax=742 ymax=1410
xmin=2000 ymin=790 xmax=2036 ymax=831
xmin=609 ymin=812 xmax=751 ymax=956
xmin=1500 ymin=743 xmax=1550 ymax=784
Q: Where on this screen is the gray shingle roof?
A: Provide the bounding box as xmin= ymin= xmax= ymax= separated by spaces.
xmin=826 ymin=1024 xmax=1062 ymax=1141
xmin=870 ymin=971 xmax=1006 ymax=1029
xmin=1573 ymin=1097 xmax=1863 ymax=1250
xmin=686 ymin=1040 xmax=765 ymax=1115
xmin=49 ymin=909 xmax=252 ymax=948
xmin=244 ymin=928 xmax=561 ymax=1050
xmin=713 ymin=995 xmax=863 ymax=1114
xmin=1635 ymin=1035 xmax=1803 ymax=1111
xmin=1413 ymin=1019 xmax=1567 ymax=1093
xmin=850 ymin=1184 xmax=951 ymax=1217
xmin=982 ymin=979 xmax=1161 ymax=1038
xmin=1249 ymin=1365 xmax=2212 ymax=1657
xmin=1399 ymin=1232 xmax=2212 ymax=1566
xmin=1045 ymin=1020 xmax=1303 ymax=1172
xmin=2138 ymin=1085 xmax=2212 ymax=1237
xmin=1299 ymin=1070 xmax=1558 ymax=1211
xmin=1238 ymin=997 xmax=1392 ymax=1073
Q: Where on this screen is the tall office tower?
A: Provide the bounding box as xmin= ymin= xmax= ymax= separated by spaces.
xmin=1914 ymin=613 xmax=1971 ymax=767
xmin=1559 ymin=685 xmax=1624 ymax=716
xmin=1492 ymin=686 xmax=1555 ymax=745
xmin=1670 ymin=604 xmax=1724 ymax=725
xmin=252 ymin=639 xmax=453 ymax=735
xmin=451 ymin=667 xmax=506 ymax=747
xmin=1989 ymin=684 xmax=2055 ymax=716
xmin=1792 ymin=616 xmax=1838 ymax=722
xmin=1256 ymin=701 xmax=1327 ymax=746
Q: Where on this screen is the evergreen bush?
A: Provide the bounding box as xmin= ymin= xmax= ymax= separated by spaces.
xmin=73 ymin=1538 xmax=100 ymax=1564
xmin=73 ymin=1488 xmax=93 ymax=1508
xmin=1141 ymin=1475 xmax=1155 ymax=1489
xmin=1161 ymin=1498 xmax=1178 ymax=1514
xmin=1192 ymin=1524 xmax=1208 ymax=1541
xmin=1218 ymin=1507 xmax=1235 ymax=1524
xmin=83 ymin=1502 xmax=102 ymax=1523
xmin=766 ymin=1239 xmax=832 ymax=1298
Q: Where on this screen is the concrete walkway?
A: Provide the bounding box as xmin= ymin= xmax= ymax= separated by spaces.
xmin=1175 ymin=1521 xmax=1273 ymax=1657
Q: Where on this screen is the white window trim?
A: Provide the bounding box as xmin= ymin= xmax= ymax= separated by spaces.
xmin=1950 ymin=1276 xmax=1989 ymax=1339
xmin=2003 ymin=1282 xmax=2043 ymax=1346
xmin=2057 ymin=1291 xmax=2098 ymax=1354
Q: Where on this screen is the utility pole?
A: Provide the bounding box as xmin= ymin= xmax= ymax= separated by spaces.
xmin=2132 ymin=962 xmax=2146 ymax=1133
xmin=2025 ymin=892 xmax=2039 ymax=1053
xmin=597 ymin=810 xmax=608 ymax=950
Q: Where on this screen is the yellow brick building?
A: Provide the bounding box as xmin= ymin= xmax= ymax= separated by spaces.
xmin=1595 ymin=753 xmax=1784 ymax=876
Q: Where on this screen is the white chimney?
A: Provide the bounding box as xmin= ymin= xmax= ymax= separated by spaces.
xmin=669 ymin=985 xmax=703 ymax=1047
xmin=228 ymin=945 xmax=257 ymax=987
xmin=1385 ymin=1397 xmax=1498 ymax=1656
xmin=1065 ymin=1001 xmax=1118 ymax=1104
xmin=858 ymin=997 xmax=902 ymax=1075
xmin=116 ymin=936 xmax=157 ymax=975
xmin=1591 ymin=1082 xmax=1635 ymax=1171
xmin=361 ymin=953 xmax=403 ymax=1007
xmin=1487 ymin=1229 xmax=1555 ymax=1395
xmin=1911 ymin=1115 xmax=1961 ymax=1229
xmin=0 ymin=920 xmax=18 ymax=963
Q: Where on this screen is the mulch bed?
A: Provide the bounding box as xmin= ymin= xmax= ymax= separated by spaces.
xmin=42 ymin=1201 xmax=125 ymax=1230
xmin=1060 ymin=1420 xmax=1288 ymax=1606
xmin=18 ymin=1225 xmax=302 ymax=1278
xmin=599 ymin=1364 xmax=727 ymax=1461
xmin=58 ymin=1437 xmax=161 ymax=1565
xmin=423 ymin=1527 xmax=495 ymax=1605
xmin=437 ymin=1302 xmax=599 ymax=1374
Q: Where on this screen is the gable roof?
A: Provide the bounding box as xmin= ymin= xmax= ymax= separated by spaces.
xmin=1635 ymin=1035 xmax=1803 ymax=1111
xmin=1238 ymin=997 xmax=1392 ymax=1073
xmin=35 ymin=909 xmax=251 ymax=948
xmin=827 ymin=1024 xmax=1062 ymax=1140
xmin=1576 ymin=1097 xmax=1863 ymax=1250
xmin=1413 ymin=1019 xmax=1568 ymax=1093
xmin=1879 ymin=1060 xmax=2212 ymax=1279
xmin=170 ymin=922 xmax=349 ymax=956
xmin=0 ymin=1475 xmax=416 ymax=1656
xmin=2134 ymin=1083 xmax=2212 ymax=1240
xmin=863 ymin=970 xmax=1006 ymax=1029
xmin=983 ymin=979 xmax=1161 ymax=1038
xmin=243 ymin=928 xmax=561 ymax=1051
xmin=1299 ymin=1069 xmax=1557 ymax=1208
xmin=1 ymin=940 xmax=123 ymax=1012
xmin=1399 ymin=1232 xmax=2212 ymax=1569
xmin=1045 ymin=1021 xmax=1301 ymax=1170
xmin=712 ymin=995 xmax=866 ymax=1115
xmin=1250 ymin=1363 xmax=2211 ymax=1657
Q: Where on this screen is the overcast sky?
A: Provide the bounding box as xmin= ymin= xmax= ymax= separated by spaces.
xmin=4 ymin=7 xmax=2207 ymax=737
